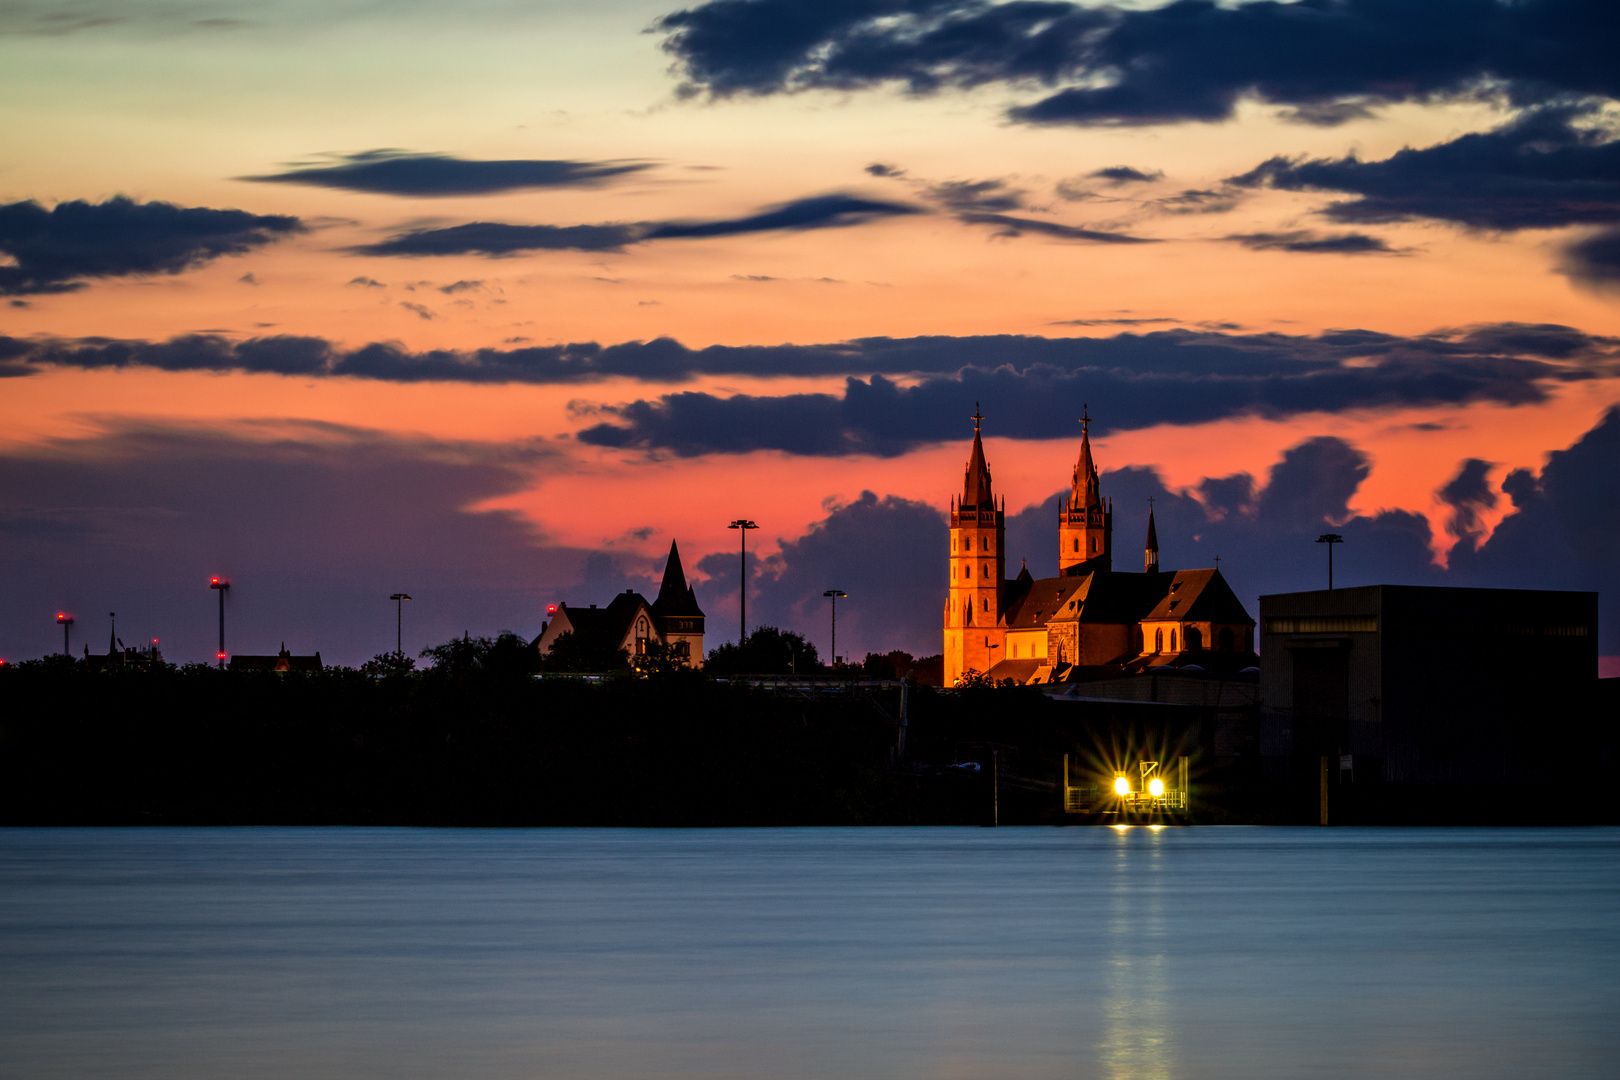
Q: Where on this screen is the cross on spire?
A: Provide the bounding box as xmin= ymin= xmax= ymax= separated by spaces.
xmin=972 ymin=403 xmax=983 ymax=434
xmin=1080 ymin=403 xmax=1090 ymax=435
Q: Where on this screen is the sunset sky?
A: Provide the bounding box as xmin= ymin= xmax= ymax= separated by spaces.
xmin=2 ymin=0 xmax=1617 ymax=670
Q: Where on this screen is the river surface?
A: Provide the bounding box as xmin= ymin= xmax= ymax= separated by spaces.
xmin=1 ymin=827 xmax=1616 ymax=1080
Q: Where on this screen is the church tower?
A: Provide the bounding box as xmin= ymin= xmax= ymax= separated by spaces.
xmin=1059 ymin=407 xmax=1112 ymax=575
xmin=944 ymin=406 xmax=1006 ymax=686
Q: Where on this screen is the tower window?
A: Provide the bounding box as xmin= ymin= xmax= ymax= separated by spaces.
xmin=1073 ymin=538 xmax=1079 ymax=552
xmin=982 ymin=597 xmax=988 ymax=611
xmin=1091 ymin=538 xmax=1097 ymax=552
xmin=982 ymin=564 xmax=988 ymax=578
xmin=981 ymin=537 xmax=988 ymax=551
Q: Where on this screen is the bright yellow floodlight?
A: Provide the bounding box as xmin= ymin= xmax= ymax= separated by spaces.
xmin=1149 ymin=777 xmax=1165 ymax=797
xmin=1114 ymin=776 xmax=1130 ymax=795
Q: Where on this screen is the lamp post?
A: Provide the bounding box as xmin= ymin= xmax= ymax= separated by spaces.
xmin=56 ymin=612 xmax=74 ymax=656
xmin=727 ymin=519 xmax=758 ymax=644
xmin=389 ymin=593 xmax=413 ymax=655
xmin=1315 ymin=534 xmax=1344 ymax=590
xmin=209 ymin=577 xmax=230 ymax=668
xmin=822 ymin=590 xmax=846 ymax=666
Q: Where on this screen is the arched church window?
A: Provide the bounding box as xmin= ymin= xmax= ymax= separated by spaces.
xmin=1154 ymin=628 xmax=1163 ymax=652
xmin=1219 ymin=627 xmax=1234 ymax=652
xmin=982 ymin=597 xmax=989 ymax=611
xmin=1186 ymin=626 xmax=1202 ymax=650
xmin=1170 ymin=629 xmax=1177 ymax=651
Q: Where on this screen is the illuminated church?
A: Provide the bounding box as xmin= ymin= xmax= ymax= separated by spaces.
xmin=944 ymin=409 xmax=1255 ymax=686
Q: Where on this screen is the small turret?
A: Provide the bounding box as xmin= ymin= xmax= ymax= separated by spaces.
xmin=1145 ymin=503 xmax=1160 ymax=573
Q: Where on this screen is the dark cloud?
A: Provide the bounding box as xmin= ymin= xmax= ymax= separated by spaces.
xmin=9 ymin=325 xmax=1617 ymax=438
xmin=1048 ymin=317 xmax=1177 ymax=326
xmin=347 ymin=276 xmax=386 ymax=288
xmin=955 ymin=211 xmax=1154 ymax=243
xmin=1448 ymin=407 xmax=1619 ymax=652
xmin=353 ymin=193 xmax=919 ymax=256
xmin=242 ymin=150 xmax=652 ymax=196
xmin=1439 ymin=458 xmax=1497 ymax=543
xmin=653 ymin=0 xmax=1620 ymax=128
xmin=354 ymin=222 xmax=640 ymax=256
xmin=642 ymin=193 xmax=919 ymax=238
xmin=1089 ymin=166 xmax=1163 ymax=185
xmin=1153 ymin=188 xmax=1243 ymax=215
xmin=1226 ymin=230 xmax=1398 ymax=254
xmin=924 ymin=178 xmax=1026 ymax=212
xmin=571 ymin=324 xmax=1619 ymax=456
xmin=865 ymin=162 xmax=906 ymax=177
xmin=748 ymin=492 xmax=949 ymax=656
xmin=1559 ymin=228 xmax=1620 ymax=289
xmin=1231 ymin=104 xmax=1620 ymax=230
xmin=0 ymin=196 xmax=302 ymax=295
xmin=0 ymin=420 xmax=585 ymax=667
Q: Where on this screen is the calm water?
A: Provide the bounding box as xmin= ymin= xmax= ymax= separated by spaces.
xmin=1 ymin=828 xmax=1617 ymax=1080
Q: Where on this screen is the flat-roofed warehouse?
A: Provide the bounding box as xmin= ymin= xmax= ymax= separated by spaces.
xmin=1259 ymin=585 xmax=1599 ymax=807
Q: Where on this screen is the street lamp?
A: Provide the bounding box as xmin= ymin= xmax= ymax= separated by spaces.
xmin=822 ymin=589 xmax=846 ymax=666
xmin=1315 ymin=534 xmax=1344 ymax=590
xmin=56 ymin=612 xmax=74 ymax=656
xmin=209 ymin=577 xmax=230 ymax=668
xmin=727 ymin=519 xmax=758 ymax=644
xmin=389 ymin=593 xmax=413 ymax=655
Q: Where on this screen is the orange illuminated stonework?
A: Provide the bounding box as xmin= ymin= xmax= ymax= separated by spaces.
xmin=943 ymin=412 xmax=1255 ymax=687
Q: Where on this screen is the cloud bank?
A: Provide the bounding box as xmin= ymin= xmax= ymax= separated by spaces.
xmin=243 ymin=150 xmax=653 ymax=196
xmin=0 ymin=197 xmax=303 ymax=295
xmin=352 ymin=193 xmax=921 ymax=256
xmin=653 ymin=0 xmax=1620 ymax=127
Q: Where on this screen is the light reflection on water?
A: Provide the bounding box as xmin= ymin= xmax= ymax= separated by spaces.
xmin=1 ymin=827 xmax=1617 ymax=1080
xmin=1102 ymin=826 xmax=1171 ymax=1080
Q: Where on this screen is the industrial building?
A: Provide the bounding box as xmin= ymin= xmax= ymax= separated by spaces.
xmin=1259 ymin=584 xmax=1602 ymax=821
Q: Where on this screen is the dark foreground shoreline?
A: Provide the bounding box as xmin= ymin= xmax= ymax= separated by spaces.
xmin=3 ymin=661 xmax=1613 ymax=826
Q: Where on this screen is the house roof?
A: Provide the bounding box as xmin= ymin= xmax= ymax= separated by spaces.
xmin=558 ymin=592 xmax=652 ymax=645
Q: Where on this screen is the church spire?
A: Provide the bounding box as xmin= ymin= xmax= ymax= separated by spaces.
xmin=962 ymin=403 xmax=995 ymax=509
xmin=1145 ymin=500 xmax=1160 ymax=573
xmin=1069 ymin=404 xmax=1102 ymax=511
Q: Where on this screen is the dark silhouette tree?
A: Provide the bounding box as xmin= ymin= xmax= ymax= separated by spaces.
xmin=538 ymin=630 xmax=630 ymax=673
xmin=705 ymin=626 xmax=819 ymax=676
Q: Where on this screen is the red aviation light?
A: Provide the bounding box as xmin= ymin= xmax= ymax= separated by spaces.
xmin=217 ymin=652 xmax=226 ymax=659
xmin=547 ymin=604 xmax=557 ymax=615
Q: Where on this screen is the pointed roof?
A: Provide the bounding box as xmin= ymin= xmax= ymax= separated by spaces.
xmin=651 ymin=539 xmax=705 ymax=618
xmin=962 ymin=405 xmax=995 ymax=509
xmin=1146 ymin=506 xmax=1159 ymax=552
xmin=1069 ymin=407 xmax=1102 ymax=510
